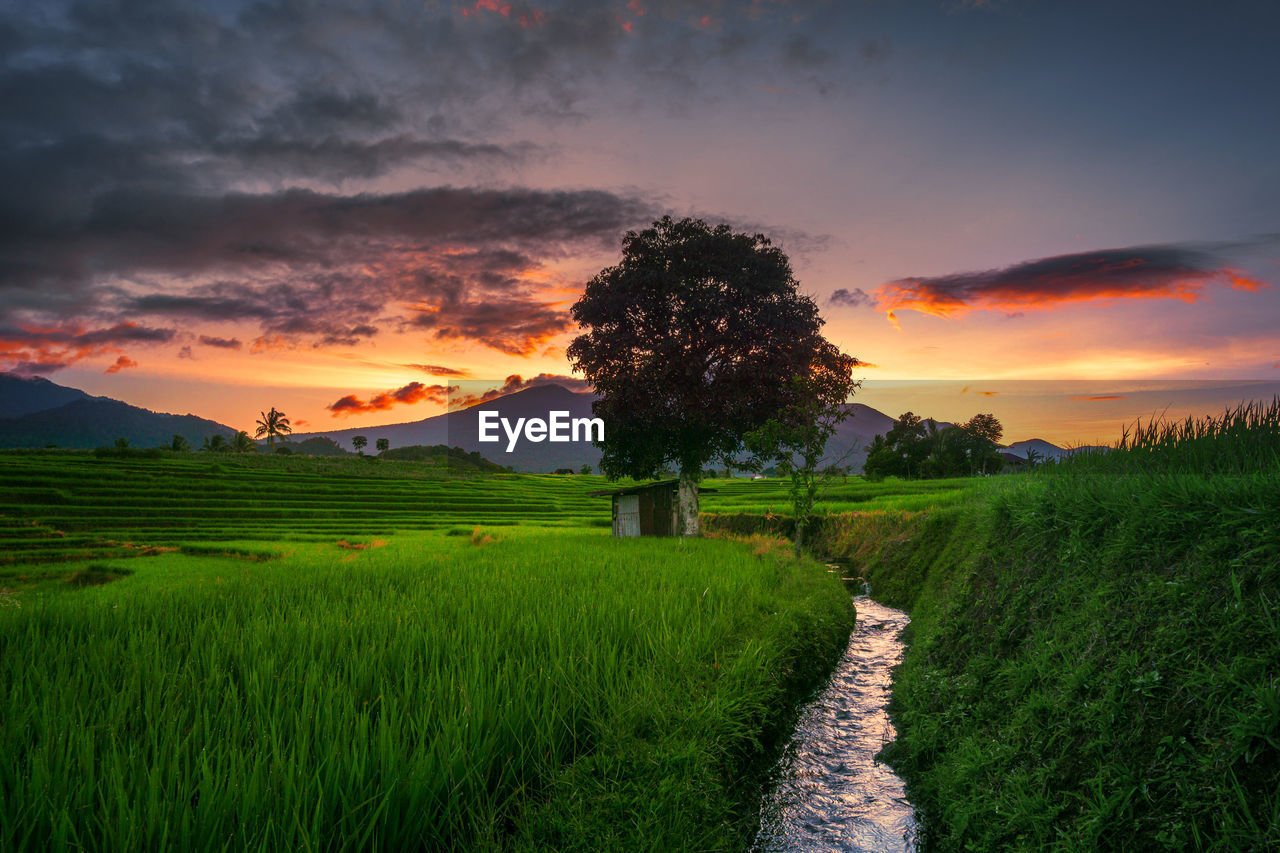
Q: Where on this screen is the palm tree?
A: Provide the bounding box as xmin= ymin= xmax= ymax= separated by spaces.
xmin=231 ymin=431 xmax=257 ymax=453
xmin=254 ymin=407 xmax=292 ymax=452
xmin=202 ymin=434 xmax=229 ymax=452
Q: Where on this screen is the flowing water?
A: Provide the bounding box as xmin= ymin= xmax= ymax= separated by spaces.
xmin=753 ymin=594 xmax=918 ymax=852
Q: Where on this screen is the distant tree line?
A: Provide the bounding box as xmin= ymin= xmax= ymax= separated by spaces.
xmin=863 ymin=412 xmax=1005 ymax=479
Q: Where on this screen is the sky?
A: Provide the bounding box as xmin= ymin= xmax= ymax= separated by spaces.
xmin=2 ymin=0 xmax=1278 ymax=444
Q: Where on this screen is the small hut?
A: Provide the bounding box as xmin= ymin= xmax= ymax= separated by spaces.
xmin=588 ymin=480 xmax=717 ymax=537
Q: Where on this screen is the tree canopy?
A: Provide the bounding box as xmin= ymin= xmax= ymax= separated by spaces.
xmin=254 ymin=407 xmax=292 ymax=452
xmin=864 ymin=412 xmax=1005 ymax=479
xmin=569 ymin=216 xmax=856 ymax=533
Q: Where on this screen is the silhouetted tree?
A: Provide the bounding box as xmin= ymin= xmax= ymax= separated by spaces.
xmin=202 ymin=434 xmax=229 ymax=453
xmin=569 ymin=216 xmax=855 ymax=536
xmin=579 ymin=464 xmax=592 ymax=475
xmin=863 ymin=412 xmax=1005 ymax=479
xmin=254 ymin=407 xmax=292 ymax=452
xmin=960 ymin=413 xmax=1004 ymax=475
xmin=352 ymin=435 xmax=368 ymax=454
xmin=113 ymin=437 xmax=129 ymax=449
xmin=170 ymin=434 xmax=190 ymax=452
xmin=376 ymin=438 xmax=390 ymax=454
xmin=231 ymin=431 xmax=256 ymax=453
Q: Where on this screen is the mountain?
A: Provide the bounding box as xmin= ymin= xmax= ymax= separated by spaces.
xmin=0 ymin=375 xmax=236 ymax=449
xmin=1002 ymin=438 xmax=1112 ymax=460
xmin=2 ymin=372 xmax=1067 ymax=471
xmin=1003 ymin=438 xmax=1067 ymax=460
xmin=0 ymin=372 xmax=93 ymax=418
xmin=289 ymin=384 xmax=601 ymax=472
xmin=818 ymin=405 xmax=953 ymax=473
xmin=290 ymin=389 xmax=939 ymax=474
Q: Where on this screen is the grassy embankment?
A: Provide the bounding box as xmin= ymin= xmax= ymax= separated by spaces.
xmin=812 ymin=401 xmax=1280 ymax=850
xmin=2 ymin=451 xmax=934 ymax=849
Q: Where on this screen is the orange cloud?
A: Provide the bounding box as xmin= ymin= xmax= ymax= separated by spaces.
xmin=1070 ymin=395 xmax=1127 ymax=401
xmin=0 ymin=322 xmax=174 ymax=376
xmin=874 ymin=245 xmax=1272 ymax=322
xmin=447 ymin=373 xmax=591 ymax=409
xmin=328 ymin=381 xmax=449 ymax=417
xmin=104 ymin=355 xmax=138 ymax=373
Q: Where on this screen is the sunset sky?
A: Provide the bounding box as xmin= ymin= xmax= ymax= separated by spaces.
xmin=2 ymin=0 xmax=1278 ymax=444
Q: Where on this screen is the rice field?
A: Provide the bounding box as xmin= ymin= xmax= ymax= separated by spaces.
xmin=0 ymin=450 xmax=976 ymax=567
xmin=4 ymin=449 xmax=943 ymax=850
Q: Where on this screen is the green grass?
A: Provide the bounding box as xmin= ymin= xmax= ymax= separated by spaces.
xmin=0 ymin=450 xmax=863 ymax=850
xmin=0 ymin=450 xmax=973 ymax=565
xmin=817 ymin=401 xmax=1280 ymax=850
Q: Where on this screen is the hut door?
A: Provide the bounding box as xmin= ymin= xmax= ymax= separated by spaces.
xmin=615 ymin=494 xmax=641 ymax=537
xmin=651 ymin=488 xmax=673 ymax=536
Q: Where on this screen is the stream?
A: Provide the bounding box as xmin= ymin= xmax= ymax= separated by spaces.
xmin=753 ymin=593 xmax=919 ymax=852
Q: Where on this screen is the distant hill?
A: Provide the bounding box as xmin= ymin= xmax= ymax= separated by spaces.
xmin=1 ymin=373 xmax=1074 ymax=471
xmin=0 ymin=372 xmax=93 ymax=418
xmin=819 ymin=405 xmax=953 ymax=473
xmin=1003 ymin=438 xmax=1110 ymax=460
xmin=291 ymin=384 xmax=602 ymax=472
xmin=290 ymin=388 xmax=946 ymax=474
xmin=0 ymin=377 xmax=236 ymax=449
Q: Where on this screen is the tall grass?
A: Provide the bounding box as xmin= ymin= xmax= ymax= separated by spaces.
xmin=1060 ymin=396 xmax=1280 ymax=475
xmin=821 ymin=404 xmax=1280 ymax=850
xmin=0 ymin=529 xmax=853 ymax=850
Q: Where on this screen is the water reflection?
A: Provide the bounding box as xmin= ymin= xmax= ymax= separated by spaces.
xmin=754 ymin=596 xmax=918 ymax=852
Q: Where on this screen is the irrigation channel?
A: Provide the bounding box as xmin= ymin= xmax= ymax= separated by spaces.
xmin=753 ymin=583 xmax=919 ymax=852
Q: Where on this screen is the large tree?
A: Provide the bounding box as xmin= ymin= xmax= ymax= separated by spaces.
xmin=569 ymin=216 xmax=856 ymax=536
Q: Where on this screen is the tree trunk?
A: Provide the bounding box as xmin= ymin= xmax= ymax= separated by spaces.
xmin=677 ymin=471 xmax=700 ymax=537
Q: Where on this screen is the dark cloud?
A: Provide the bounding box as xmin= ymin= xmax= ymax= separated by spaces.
xmin=3 ymin=185 xmax=651 ymax=355
xmin=198 ymin=335 xmax=244 ymax=350
xmin=0 ymin=1 xmax=853 ymax=360
xmin=327 ymin=381 xmax=448 ymax=417
xmin=829 ymin=287 xmax=874 ymax=308
xmin=178 ymin=345 xmax=194 ymax=359
xmin=0 ymin=322 xmax=176 ymax=375
xmin=874 ymin=243 xmax=1271 ymax=319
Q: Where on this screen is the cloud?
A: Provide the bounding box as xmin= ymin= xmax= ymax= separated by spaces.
xmin=404 ymin=363 xmax=472 ymax=377
xmin=0 ymin=322 xmax=175 ymax=375
xmin=4 ymin=185 xmax=651 ymax=356
xmin=874 ymin=243 xmax=1272 ymax=322
xmin=328 ymin=381 xmax=449 ymax=417
xmin=199 ymin=335 xmax=243 ymax=349
xmin=829 ymin=287 xmax=874 ymax=308
xmin=178 ymin=345 xmax=194 ymax=359
xmin=449 ymin=372 xmax=593 ymax=408
xmin=1070 ymin=395 xmax=1127 ymax=401
xmin=0 ymin=0 xmax=859 ymax=360
xmin=105 ymin=355 xmax=138 ymax=373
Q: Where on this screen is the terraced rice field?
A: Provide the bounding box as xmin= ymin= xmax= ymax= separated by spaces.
xmin=0 ymin=450 xmax=977 ymax=568
xmin=0 ymin=452 xmax=613 ymax=565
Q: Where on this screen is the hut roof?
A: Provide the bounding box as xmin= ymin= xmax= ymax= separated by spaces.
xmin=587 ymin=479 xmax=718 ymax=497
